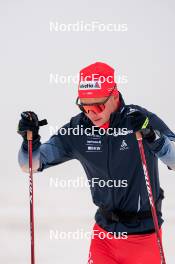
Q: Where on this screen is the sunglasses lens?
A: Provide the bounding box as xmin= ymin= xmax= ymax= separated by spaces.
xmin=98 ymin=104 xmax=105 ymax=112
xmin=82 ymin=105 xmax=105 ymax=114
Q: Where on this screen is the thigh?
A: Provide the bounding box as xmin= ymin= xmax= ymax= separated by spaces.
xmin=87 ymin=224 xmax=119 ymax=264
xmin=117 ymin=230 xmax=163 ymax=264
xmin=88 ymin=237 xmax=118 ymax=264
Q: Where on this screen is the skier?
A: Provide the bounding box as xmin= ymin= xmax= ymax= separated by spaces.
xmin=18 ymin=62 xmax=175 ymax=263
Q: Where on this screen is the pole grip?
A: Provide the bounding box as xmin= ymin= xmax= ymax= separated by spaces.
xmin=27 ymin=114 xmax=33 ymax=141
xmin=136 ymin=131 xmax=142 ymax=140
xmin=27 ymin=131 xmax=33 ymax=141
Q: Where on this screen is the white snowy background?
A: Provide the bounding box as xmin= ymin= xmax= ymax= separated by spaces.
xmin=0 ymin=0 xmax=175 ymax=263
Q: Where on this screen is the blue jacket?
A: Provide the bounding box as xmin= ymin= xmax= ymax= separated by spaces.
xmin=19 ymin=93 xmax=175 ymax=235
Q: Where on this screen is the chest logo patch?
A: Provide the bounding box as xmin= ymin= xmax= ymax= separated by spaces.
xmin=120 ymin=140 xmax=129 ymax=151
xmin=85 ymin=135 xmax=102 ymax=153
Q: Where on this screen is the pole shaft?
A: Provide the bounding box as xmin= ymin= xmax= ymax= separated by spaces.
xmin=27 ymin=131 xmax=35 ymax=264
xmin=136 ymin=132 xmax=166 ymax=264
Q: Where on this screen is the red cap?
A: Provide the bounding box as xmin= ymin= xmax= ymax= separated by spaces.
xmin=78 ymin=62 xmax=118 ymax=98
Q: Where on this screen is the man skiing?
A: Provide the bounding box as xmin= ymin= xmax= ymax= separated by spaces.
xmin=18 ymin=62 xmax=175 ymax=263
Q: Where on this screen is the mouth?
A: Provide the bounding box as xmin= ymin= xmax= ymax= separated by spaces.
xmin=94 ymin=118 xmax=102 ymax=122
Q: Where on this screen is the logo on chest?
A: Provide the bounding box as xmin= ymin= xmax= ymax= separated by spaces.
xmin=85 ymin=135 xmax=102 ymax=153
xmin=120 ymin=140 xmax=129 ymax=151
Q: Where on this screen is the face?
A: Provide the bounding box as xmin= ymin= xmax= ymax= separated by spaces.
xmin=80 ymin=94 xmax=120 ymax=127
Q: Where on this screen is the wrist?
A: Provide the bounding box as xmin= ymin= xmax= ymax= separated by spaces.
xmin=22 ymin=135 xmax=41 ymax=152
xmin=144 ymin=130 xmax=165 ymax=153
xmin=141 ymin=127 xmax=156 ymax=143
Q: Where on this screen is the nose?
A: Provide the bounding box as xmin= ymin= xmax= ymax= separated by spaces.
xmin=88 ymin=110 xmax=98 ymax=117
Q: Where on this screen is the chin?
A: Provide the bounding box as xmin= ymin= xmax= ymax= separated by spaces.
xmin=92 ymin=120 xmax=105 ymax=127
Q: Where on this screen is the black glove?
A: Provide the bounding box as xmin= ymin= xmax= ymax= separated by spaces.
xmin=129 ymin=110 xmax=156 ymax=143
xmin=17 ymin=111 xmax=47 ymax=151
xmin=18 ymin=111 xmax=40 ymax=141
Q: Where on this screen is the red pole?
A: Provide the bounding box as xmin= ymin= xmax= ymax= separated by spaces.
xmin=27 ymin=130 xmax=35 ymax=264
xmin=136 ymin=132 xmax=166 ymax=264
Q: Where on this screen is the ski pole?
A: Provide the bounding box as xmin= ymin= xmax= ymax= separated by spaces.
xmin=27 ymin=117 xmax=47 ymax=264
xmin=136 ymin=131 xmax=166 ymax=264
xmin=27 ymin=130 xmax=35 ymax=264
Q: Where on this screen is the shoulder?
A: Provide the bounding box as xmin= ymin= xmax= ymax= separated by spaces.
xmin=124 ymin=104 xmax=151 ymax=116
xmin=63 ymin=112 xmax=88 ymax=129
xmin=125 ymin=104 xmax=175 ymax=140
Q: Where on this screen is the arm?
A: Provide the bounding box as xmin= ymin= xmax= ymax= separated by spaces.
xmin=155 ymin=137 xmax=175 ymax=170
xmin=128 ymin=105 xmax=175 ymax=170
xmin=18 ymin=146 xmax=40 ymax=173
xmin=146 ymin=111 xmax=175 ymax=170
xmin=18 ymin=123 xmax=75 ymax=173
